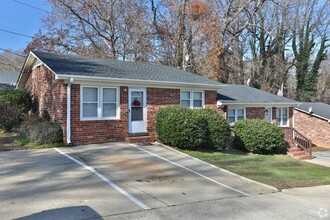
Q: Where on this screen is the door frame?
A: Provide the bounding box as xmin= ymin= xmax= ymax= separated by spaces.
xmin=128 ymin=87 xmax=147 ymax=134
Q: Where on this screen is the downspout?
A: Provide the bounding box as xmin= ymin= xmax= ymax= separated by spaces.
xmin=66 ymin=77 xmax=74 ymax=144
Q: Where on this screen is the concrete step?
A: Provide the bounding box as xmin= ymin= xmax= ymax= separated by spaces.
xmin=125 ymin=135 xmax=154 ymax=143
xmin=290 ymin=150 xmax=306 ymax=157
xmin=295 ymin=153 xmax=312 ymax=160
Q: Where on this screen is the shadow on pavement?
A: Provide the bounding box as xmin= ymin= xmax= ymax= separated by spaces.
xmin=14 ymin=206 xmax=103 ymax=220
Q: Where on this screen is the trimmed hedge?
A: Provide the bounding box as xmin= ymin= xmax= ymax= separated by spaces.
xmin=155 ymin=107 xmax=230 ymax=150
xmin=0 ymin=88 xmax=32 ymax=131
xmin=233 ymin=119 xmax=285 ymax=154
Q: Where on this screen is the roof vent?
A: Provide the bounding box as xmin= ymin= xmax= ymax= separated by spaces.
xmin=246 ymin=78 xmax=251 ymax=86
xmin=308 ymin=107 xmax=313 ymax=114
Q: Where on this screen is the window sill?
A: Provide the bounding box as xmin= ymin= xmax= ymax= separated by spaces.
xmin=80 ymin=117 xmax=120 ymax=121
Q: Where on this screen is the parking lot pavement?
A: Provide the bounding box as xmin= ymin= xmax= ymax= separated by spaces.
xmin=60 ymin=142 xmax=276 ymax=207
xmin=0 ymin=149 xmax=144 ymax=219
xmin=0 ymin=142 xmax=276 ymax=219
xmin=107 ymin=185 xmax=330 ymax=220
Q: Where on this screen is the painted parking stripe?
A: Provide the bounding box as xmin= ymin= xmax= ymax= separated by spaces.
xmin=54 ymin=148 xmax=150 ymax=210
xmin=131 ymin=144 xmax=250 ymax=197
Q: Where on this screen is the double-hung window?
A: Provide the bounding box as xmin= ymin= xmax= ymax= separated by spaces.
xmin=228 ymin=108 xmax=245 ymax=124
xmin=81 ymin=86 xmax=120 ymax=120
xmin=276 ymin=108 xmax=289 ymax=127
xmin=180 ymin=90 xmax=204 ymax=108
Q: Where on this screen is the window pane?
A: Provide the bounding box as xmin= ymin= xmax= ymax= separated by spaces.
xmin=181 ymin=100 xmax=190 ymax=107
xmin=103 ymin=88 xmax=116 ymax=102
xmin=282 ymin=108 xmax=288 ymax=117
xmin=193 ymin=92 xmax=202 ymax=100
xmin=228 ymin=116 xmax=235 ymax=123
xmin=282 ymin=117 xmax=288 ymax=126
xmin=83 ymin=87 xmax=98 ymax=102
xmin=103 ymin=103 xmax=116 ymax=117
xmin=228 ymin=109 xmax=235 ymax=116
xmin=276 ymin=108 xmax=281 ymax=118
xmin=181 ymin=91 xmax=190 ymax=100
xmin=276 ymin=117 xmax=281 ymax=126
xmin=237 ymin=116 xmax=244 ymax=121
xmin=83 ymin=103 xmax=97 ymax=117
xmin=237 ymin=109 xmax=244 ymax=116
xmin=193 ymin=100 xmax=202 ymax=108
xmin=131 ymin=107 xmax=143 ymax=121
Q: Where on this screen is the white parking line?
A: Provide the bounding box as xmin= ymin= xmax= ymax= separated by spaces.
xmin=54 ymin=148 xmax=150 ymax=210
xmin=130 ymin=144 xmax=250 ymax=197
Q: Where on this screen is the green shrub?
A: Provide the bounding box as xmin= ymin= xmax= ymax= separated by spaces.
xmin=155 ymin=106 xmax=207 ymax=149
xmin=18 ymin=117 xmax=63 ymax=145
xmin=197 ymin=108 xmax=231 ymax=150
xmin=233 ymin=119 xmax=285 ymax=154
xmin=0 ymin=88 xmax=32 ymax=131
xmin=155 ymin=107 xmax=230 ymax=150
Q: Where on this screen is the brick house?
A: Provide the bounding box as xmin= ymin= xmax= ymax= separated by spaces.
xmin=294 ymin=102 xmax=330 ymax=148
xmin=216 ymin=84 xmax=299 ymax=127
xmin=17 ymin=51 xmax=222 ymax=145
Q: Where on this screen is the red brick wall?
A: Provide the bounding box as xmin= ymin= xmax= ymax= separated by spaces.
xmin=294 ymin=110 xmax=330 ymax=148
xmin=25 ymin=65 xmax=67 ymax=142
xmin=205 ymin=90 xmax=218 ymax=109
xmin=147 ymin=88 xmax=180 ymax=139
xmin=71 ymin=87 xmax=217 ymax=144
xmin=246 ymin=107 xmax=264 ymax=119
xmin=70 ymin=85 xmax=128 ymax=144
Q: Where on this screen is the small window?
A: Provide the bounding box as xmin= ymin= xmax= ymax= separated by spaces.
xmin=228 ymin=109 xmax=236 ymax=124
xmin=102 ymin=88 xmax=117 ymax=118
xmin=193 ymin=92 xmax=203 ymax=108
xmin=81 ymin=86 xmax=119 ymax=120
xmin=82 ymin=87 xmax=98 ymax=118
xmin=276 ymin=108 xmax=289 ymax=127
xmin=180 ymin=91 xmax=191 ymax=107
xmin=227 ymin=108 xmax=245 ymax=124
xmin=180 ymin=90 xmax=204 ymax=108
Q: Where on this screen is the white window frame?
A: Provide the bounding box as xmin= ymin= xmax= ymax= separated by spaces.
xmin=80 ymin=85 xmax=120 ymax=121
xmin=180 ymin=90 xmax=205 ymax=109
xmin=276 ymin=107 xmax=289 ymax=127
xmin=227 ymin=108 xmax=246 ymax=125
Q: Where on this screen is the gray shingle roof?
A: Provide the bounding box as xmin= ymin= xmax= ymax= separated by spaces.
xmin=32 ymin=51 xmax=221 ymax=87
xmin=0 ymin=71 xmax=19 ymax=85
xmin=217 ymin=84 xmax=298 ymax=105
xmin=296 ymin=102 xmax=330 ymax=121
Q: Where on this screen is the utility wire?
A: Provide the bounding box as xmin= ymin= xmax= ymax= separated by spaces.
xmin=0 ymin=28 xmax=33 ymax=38
xmin=13 ymin=0 xmax=52 ymax=14
xmin=0 ymin=48 xmax=25 ymax=57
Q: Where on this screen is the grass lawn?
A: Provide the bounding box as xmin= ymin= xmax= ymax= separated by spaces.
xmin=180 ymin=148 xmax=330 ymax=190
xmin=0 ymin=131 xmax=65 ymax=151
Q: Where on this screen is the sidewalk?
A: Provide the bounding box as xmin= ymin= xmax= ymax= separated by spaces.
xmin=305 ymin=151 xmax=330 ymax=168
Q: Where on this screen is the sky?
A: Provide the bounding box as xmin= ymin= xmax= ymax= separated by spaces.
xmin=0 ymin=0 xmax=50 ymax=52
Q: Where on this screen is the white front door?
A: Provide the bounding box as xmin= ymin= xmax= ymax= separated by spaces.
xmin=128 ymin=88 xmax=147 ymax=133
xmin=264 ymin=107 xmax=272 ymax=123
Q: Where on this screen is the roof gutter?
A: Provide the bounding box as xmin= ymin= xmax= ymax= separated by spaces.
xmin=219 ymin=102 xmax=300 ymax=107
xmin=57 ymin=74 xmax=225 ymax=90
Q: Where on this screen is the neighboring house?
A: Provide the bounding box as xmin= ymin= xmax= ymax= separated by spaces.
xmin=0 ymin=71 xmax=20 ymax=89
xmin=294 ymin=102 xmax=330 ymax=148
xmin=17 ymin=51 xmax=222 ymax=145
xmin=217 ymin=85 xmax=299 ymax=127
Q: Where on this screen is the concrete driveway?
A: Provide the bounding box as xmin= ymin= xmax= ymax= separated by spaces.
xmin=0 ymin=142 xmax=329 ymax=219
xmin=308 ymin=151 xmax=330 ymax=167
